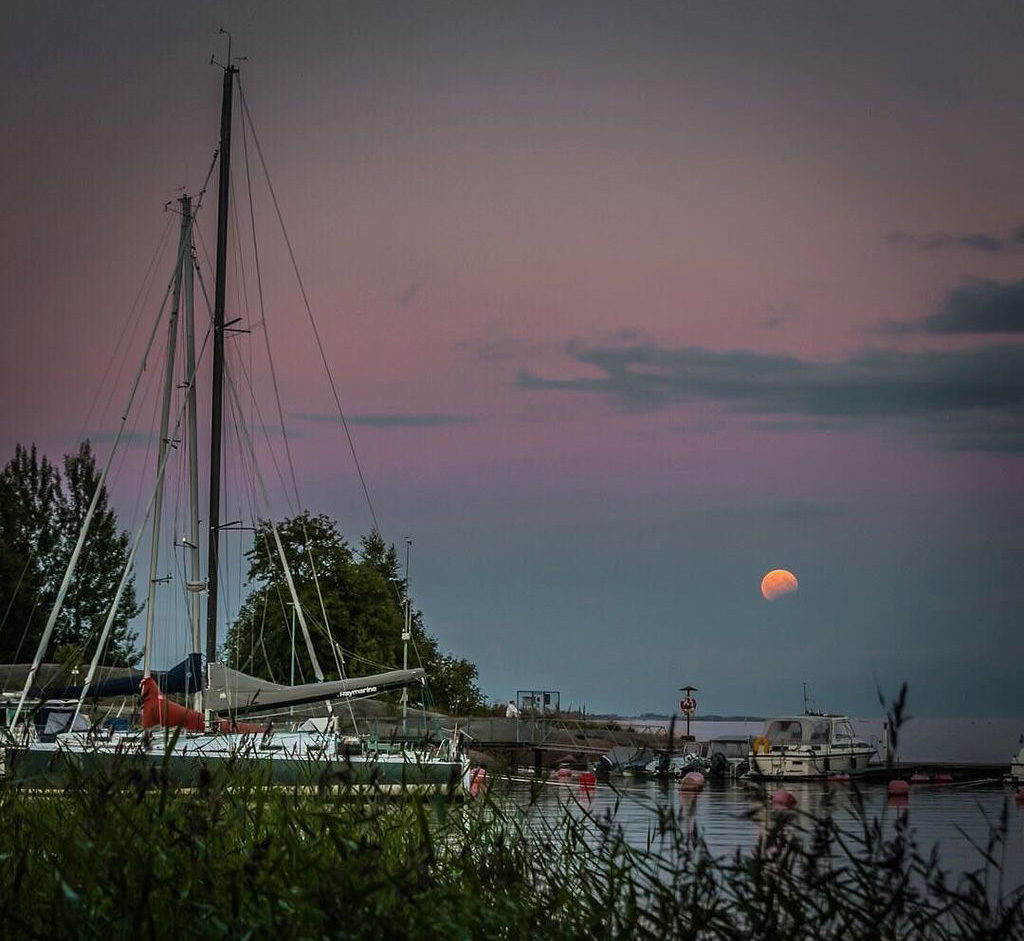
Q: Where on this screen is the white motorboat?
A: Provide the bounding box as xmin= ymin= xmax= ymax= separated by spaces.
xmin=1010 ymin=734 xmax=1023 ymax=785
xmin=747 ymin=714 xmax=876 ymax=779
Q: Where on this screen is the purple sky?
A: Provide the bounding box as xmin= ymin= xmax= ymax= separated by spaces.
xmin=2 ymin=2 xmax=1022 ymax=715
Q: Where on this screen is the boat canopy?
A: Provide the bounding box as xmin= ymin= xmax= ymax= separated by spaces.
xmin=762 ymin=717 xmax=834 ymax=746
xmin=36 ymin=653 xmax=203 ymax=701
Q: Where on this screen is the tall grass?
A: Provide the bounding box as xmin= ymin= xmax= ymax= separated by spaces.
xmin=0 ymin=756 xmax=1021 ymax=939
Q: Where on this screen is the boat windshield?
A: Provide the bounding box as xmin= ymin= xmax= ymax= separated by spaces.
xmin=832 ymin=721 xmax=857 ymax=742
xmin=763 ymin=718 xmax=830 ymax=745
xmin=707 ymin=739 xmax=749 ymax=758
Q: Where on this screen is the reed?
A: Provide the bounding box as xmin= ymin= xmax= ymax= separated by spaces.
xmin=0 ymin=756 xmax=1020 ymax=940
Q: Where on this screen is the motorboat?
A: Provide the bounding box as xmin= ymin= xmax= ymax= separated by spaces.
xmin=747 ymin=714 xmax=876 ymax=779
xmin=642 ymin=742 xmax=708 ymax=778
xmin=704 ymin=736 xmax=752 ymax=777
xmin=1010 ymin=734 xmax=1023 ymax=785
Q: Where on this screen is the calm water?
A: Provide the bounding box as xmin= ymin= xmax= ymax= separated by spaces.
xmin=494 ymin=712 xmax=1024 ymax=894
xmin=498 ymin=776 xmax=1024 ymax=893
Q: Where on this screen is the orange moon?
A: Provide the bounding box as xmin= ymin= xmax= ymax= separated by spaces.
xmin=761 ymin=569 xmax=798 ymax=600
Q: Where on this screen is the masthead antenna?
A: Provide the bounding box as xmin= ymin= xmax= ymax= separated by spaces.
xmin=210 ymin=28 xmax=247 ymax=70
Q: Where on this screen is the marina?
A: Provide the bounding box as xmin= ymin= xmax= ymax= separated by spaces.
xmin=1 ymin=4 xmax=1022 ymax=938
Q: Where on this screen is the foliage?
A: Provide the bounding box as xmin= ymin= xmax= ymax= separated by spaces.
xmin=0 ymin=442 xmax=139 ymax=665
xmin=0 ymin=756 xmax=1020 ymax=940
xmin=224 ymin=512 xmax=484 ymax=714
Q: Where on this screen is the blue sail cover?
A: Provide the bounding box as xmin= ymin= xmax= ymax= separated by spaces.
xmin=39 ymin=653 xmax=203 ymax=700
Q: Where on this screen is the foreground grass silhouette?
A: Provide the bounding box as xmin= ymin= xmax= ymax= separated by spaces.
xmin=0 ymin=753 xmax=1021 ymax=940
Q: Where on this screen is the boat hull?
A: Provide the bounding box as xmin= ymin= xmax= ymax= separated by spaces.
xmin=748 ymin=747 xmax=876 ymax=780
xmin=3 ymin=741 xmax=468 ymax=795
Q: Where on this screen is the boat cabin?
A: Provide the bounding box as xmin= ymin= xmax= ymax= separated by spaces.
xmin=760 ymin=716 xmax=858 ymax=749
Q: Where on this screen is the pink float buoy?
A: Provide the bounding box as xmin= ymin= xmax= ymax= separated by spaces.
xmin=469 ymin=767 xmax=486 ymax=797
xmin=910 ymin=773 xmax=930 ymax=784
xmin=556 ymin=767 xmax=572 ymax=778
xmin=680 ymin=771 xmax=705 ymax=791
xmin=1015 ymin=787 xmax=1024 ymax=804
xmin=829 ymin=773 xmax=851 ymax=783
xmin=933 ymin=773 xmax=953 ymax=785
xmin=771 ymin=789 xmax=797 ymax=807
xmin=888 ymin=779 xmax=910 ymax=796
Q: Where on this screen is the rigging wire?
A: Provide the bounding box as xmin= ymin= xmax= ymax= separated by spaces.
xmin=80 ymin=213 xmax=175 ymax=440
xmin=12 ymin=218 xmax=205 ymax=720
xmin=238 ymin=82 xmax=379 ymax=534
xmin=70 ymin=312 xmax=214 ymax=723
xmin=222 ymin=360 xmax=325 ymax=683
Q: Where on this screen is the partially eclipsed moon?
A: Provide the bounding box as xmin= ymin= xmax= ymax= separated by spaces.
xmin=761 ymin=569 xmax=798 ymax=600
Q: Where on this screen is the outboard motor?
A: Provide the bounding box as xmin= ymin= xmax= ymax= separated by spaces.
xmin=708 ymin=751 xmax=729 ymax=778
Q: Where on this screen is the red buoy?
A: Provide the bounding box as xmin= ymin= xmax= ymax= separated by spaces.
xmin=469 ymin=767 xmax=487 ymax=797
xmin=1015 ymin=787 xmax=1024 ymax=804
xmin=680 ymin=771 xmax=705 ymax=791
xmin=888 ymin=779 xmax=910 ymax=796
xmin=933 ymin=773 xmax=953 ymax=784
xmin=772 ymin=789 xmax=797 ymax=807
xmin=829 ymin=773 xmax=851 ymax=783
xmin=910 ymin=773 xmax=930 ymax=784
xmin=578 ymin=771 xmax=597 ymax=786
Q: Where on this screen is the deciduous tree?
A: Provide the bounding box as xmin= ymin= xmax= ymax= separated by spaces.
xmin=224 ymin=512 xmax=484 ymax=714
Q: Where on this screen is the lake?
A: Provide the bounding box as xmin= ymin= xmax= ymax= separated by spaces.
xmin=500 ymin=776 xmax=1024 ymax=893
xmin=496 ymin=714 xmax=1024 ymax=894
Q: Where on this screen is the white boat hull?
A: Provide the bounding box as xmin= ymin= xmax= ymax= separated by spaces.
xmin=1010 ymin=748 xmax=1024 ymax=784
xmin=748 ymin=746 xmax=876 ymax=780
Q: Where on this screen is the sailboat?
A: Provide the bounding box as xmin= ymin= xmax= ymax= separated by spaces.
xmin=2 ymin=52 xmax=470 ymax=794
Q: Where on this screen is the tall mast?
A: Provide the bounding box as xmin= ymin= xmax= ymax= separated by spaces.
xmin=142 ymin=199 xmax=188 ymax=676
xmin=180 ymin=195 xmax=203 ymax=709
xmin=205 ymin=64 xmax=237 ymax=669
xmin=401 ymin=538 xmax=412 ymax=733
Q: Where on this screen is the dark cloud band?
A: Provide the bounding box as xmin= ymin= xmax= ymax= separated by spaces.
xmin=517 ymin=339 xmax=1024 ymax=451
xmin=295 ymin=411 xmax=472 ymax=428
xmin=885 ymin=227 xmax=1024 ymax=254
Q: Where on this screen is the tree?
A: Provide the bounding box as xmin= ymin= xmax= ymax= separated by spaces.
xmin=0 ymin=442 xmax=140 ymax=665
xmin=224 ymin=512 xmax=485 ymax=714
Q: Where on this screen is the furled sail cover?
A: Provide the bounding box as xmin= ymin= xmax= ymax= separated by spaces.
xmin=40 ymin=653 xmax=203 ymax=701
xmin=206 ymin=662 xmax=426 ymax=717
xmin=139 ymin=676 xmax=267 ymax=734
xmin=140 ymin=676 xmax=205 ymax=731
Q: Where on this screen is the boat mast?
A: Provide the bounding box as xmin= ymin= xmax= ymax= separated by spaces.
xmin=402 ymin=538 xmax=412 ymax=733
xmin=180 ymin=195 xmax=204 ymax=710
xmin=205 ymin=63 xmax=237 ymax=672
xmin=142 ymin=199 xmax=188 ymax=677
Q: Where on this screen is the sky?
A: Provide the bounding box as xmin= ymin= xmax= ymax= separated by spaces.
xmin=2 ymin=1 xmax=1022 ymax=717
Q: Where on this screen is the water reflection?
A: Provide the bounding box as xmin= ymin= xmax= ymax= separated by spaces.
xmin=495 ymin=774 xmax=1024 ymax=887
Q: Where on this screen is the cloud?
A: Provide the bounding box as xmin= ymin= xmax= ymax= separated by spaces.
xmin=922 ymin=278 xmax=1024 ymax=334
xmin=884 ymin=229 xmax=1017 ymax=254
xmin=398 ymin=281 xmax=422 ymax=307
xmin=295 ymin=411 xmax=473 ymax=428
xmin=454 ymin=321 xmax=546 ymax=362
xmin=758 ymin=303 xmax=798 ymax=330
xmin=88 ymin=430 xmax=157 ymax=448
xmin=516 ymin=338 xmax=1024 ymax=451
xmin=882 ymin=277 xmax=1024 ymax=334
